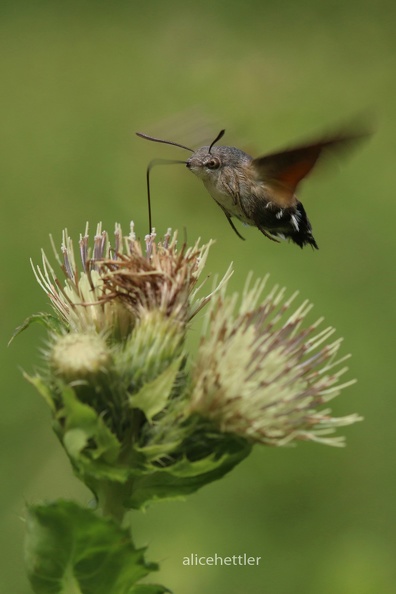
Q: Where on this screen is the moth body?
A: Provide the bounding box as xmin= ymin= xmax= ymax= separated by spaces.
xmin=186 ymin=145 xmax=318 ymax=248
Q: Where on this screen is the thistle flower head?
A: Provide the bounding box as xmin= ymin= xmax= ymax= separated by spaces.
xmin=97 ymin=227 xmax=227 ymax=326
xmin=31 ymin=222 xmax=229 ymax=338
xmin=32 ymin=223 xmax=133 ymax=337
xmin=190 ymin=275 xmax=361 ymax=447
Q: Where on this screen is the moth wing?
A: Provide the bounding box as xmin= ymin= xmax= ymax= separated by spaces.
xmin=251 ymin=132 xmax=367 ymax=208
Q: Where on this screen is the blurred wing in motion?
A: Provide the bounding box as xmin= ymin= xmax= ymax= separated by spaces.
xmin=251 ymin=129 xmax=369 ymax=207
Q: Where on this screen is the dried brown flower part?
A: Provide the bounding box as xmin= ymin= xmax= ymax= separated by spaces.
xmin=98 ymin=228 xmax=230 ymax=325
xmin=31 ymin=223 xmax=231 ymax=337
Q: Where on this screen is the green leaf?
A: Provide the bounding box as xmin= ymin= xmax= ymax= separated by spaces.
xmin=59 ymin=386 xmax=129 ymax=483
xmin=8 ymin=312 xmax=65 ymax=345
xmin=128 ymin=439 xmax=252 ymax=509
xmin=24 ymin=373 xmax=57 ymax=412
xmin=25 ymin=501 xmax=163 ymax=594
xmin=130 ymin=585 xmax=172 ymax=594
xmin=129 ymin=357 xmax=183 ymax=421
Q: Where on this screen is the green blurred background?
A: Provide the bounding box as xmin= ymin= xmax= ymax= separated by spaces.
xmin=1 ymin=1 xmax=395 ymax=592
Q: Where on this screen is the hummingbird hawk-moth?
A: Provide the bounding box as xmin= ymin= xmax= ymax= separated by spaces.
xmin=136 ymin=125 xmax=367 ymax=249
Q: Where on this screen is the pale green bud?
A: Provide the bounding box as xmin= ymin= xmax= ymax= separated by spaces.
xmin=50 ymin=333 xmax=113 ymax=382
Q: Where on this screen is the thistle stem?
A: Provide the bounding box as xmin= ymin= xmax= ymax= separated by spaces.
xmin=97 ymin=480 xmax=129 ymax=523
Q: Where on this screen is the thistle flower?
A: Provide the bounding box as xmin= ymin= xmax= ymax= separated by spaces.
xmin=22 ymin=222 xmax=361 ymax=513
xmin=98 ymin=227 xmax=226 ymax=325
xmin=31 ymin=222 xmax=228 ymax=338
xmin=190 ymin=275 xmax=362 ymax=447
xmin=25 ymin=223 xmax=241 ymax=510
xmin=31 ymin=222 xmax=135 ymax=337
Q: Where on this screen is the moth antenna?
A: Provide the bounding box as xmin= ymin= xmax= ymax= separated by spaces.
xmin=209 ymin=129 xmax=226 ymax=154
xmin=145 ymin=158 xmax=187 ymax=234
xmin=136 ymin=131 xmax=194 ymax=153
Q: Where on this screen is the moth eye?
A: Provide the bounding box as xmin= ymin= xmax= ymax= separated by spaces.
xmin=205 ymin=157 xmax=220 ymax=170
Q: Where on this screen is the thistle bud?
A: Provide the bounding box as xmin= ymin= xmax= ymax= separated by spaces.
xmin=50 ymin=333 xmax=113 ymax=383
